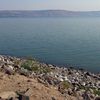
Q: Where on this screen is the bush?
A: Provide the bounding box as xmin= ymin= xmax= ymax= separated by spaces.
xmin=21 ymin=59 xmax=52 ymax=74
xmin=31 ymin=66 xmax=39 ymax=72
xmin=93 ymin=89 xmax=100 ymax=96
xmin=42 ymin=67 xmax=52 ymax=74
xmin=21 ymin=60 xmax=33 ymax=71
xmin=58 ymin=81 xmax=72 ymax=94
xmin=62 ymin=81 xmax=71 ymax=89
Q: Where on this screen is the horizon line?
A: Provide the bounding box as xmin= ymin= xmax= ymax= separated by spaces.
xmin=0 ymin=9 xmax=100 ymax=12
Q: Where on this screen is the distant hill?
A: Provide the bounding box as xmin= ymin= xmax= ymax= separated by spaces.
xmin=0 ymin=10 xmax=100 ymax=17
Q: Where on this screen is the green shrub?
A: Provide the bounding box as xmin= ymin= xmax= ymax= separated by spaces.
xmin=79 ymin=85 xmax=85 ymax=90
xmin=21 ymin=60 xmax=33 ymax=71
xmin=31 ymin=66 xmax=39 ymax=72
xmin=14 ymin=60 xmax=21 ymax=66
xmin=62 ymin=81 xmax=71 ymax=89
xmin=21 ymin=60 xmax=41 ymax=72
xmin=21 ymin=59 xmax=52 ymax=74
xmin=42 ymin=67 xmax=52 ymax=74
xmin=93 ymin=89 xmax=100 ymax=96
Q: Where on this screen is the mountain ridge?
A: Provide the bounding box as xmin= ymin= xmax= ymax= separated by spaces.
xmin=0 ymin=10 xmax=100 ymax=17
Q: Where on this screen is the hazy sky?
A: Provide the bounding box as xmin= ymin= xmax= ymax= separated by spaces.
xmin=0 ymin=0 xmax=100 ymax=11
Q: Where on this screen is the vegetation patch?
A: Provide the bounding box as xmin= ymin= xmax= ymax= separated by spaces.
xmin=93 ymin=89 xmax=100 ymax=96
xmin=21 ymin=59 xmax=52 ymax=73
xmin=42 ymin=67 xmax=52 ymax=74
xmin=62 ymin=81 xmax=71 ymax=89
xmin=21 ymin=60 xmax=33 ymax=71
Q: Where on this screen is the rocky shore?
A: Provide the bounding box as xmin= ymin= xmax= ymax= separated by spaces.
xmin=0 ymin=55 xmax=100 ymax=100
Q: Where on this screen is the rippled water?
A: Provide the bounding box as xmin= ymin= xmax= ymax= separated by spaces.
xmin=0 ymin=18 xmax=100 ymax=72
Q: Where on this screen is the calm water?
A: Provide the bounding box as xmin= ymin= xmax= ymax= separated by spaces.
xmin=0 ymin=18 xmax=100 ymax=72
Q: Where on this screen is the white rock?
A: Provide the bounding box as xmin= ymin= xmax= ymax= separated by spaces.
xmin=64 ymin=76 xmax=69 ymax=81
xmin=76 ymin=72 xmax=79 ymax=75
xmin=59 ymin=78 xmax=64 ymax=82
xmin=8 ymin=65 xmax=14 ymax=70
xmin=82 ymin=82 xmax=86 ymax=86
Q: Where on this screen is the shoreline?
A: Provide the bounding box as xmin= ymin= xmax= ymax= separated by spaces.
xmin=0 ymin=54 xmax=100 ymax=99
xmin=0 ymin=54 xmax=93 ymax=73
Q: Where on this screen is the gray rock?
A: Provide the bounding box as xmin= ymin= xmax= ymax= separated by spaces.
xmin=19 ymin=68 xmax=30 ymax=76
xmin=4 ymin=66 xmax=15 ymax=75
xmin=37 ymin=78 xmax=45 ymax=84
xmin=95 ymin=97 xmax=100 ymax=100
xmin=82 ymin=91 xmax=91 ymax=100
xmin=18 ymin=94 xmax=30 ymax=100
xmin=67 ymin=88 xmax=73 ymax=95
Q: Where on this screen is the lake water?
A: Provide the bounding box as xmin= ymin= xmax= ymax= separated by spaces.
xmin=0 ymin=18 xmax=100 ymax=72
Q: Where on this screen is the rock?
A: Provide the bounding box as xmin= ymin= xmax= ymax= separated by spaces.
xmin=81 ymin=82 xmax=86 ymax=86
xmin=48 ymin=64 xmax=54 ymax=68
xmin=18 ymin=94 xmax=30 ymax=100
xmin=29 ymin=72 xmax=36 ymax=78
xmin=11 ymin=98 xmax=19 ymax=100
xmin=44 ymin=76 xmax=55 ymax=85
xmin=4 ymin=66 xmax=15 ymax=75
xmin=67 ymin=88 xmax=73 ymax=95
xmin=19 ymin=68 xmax=30 ymax=76
xmin=51 ymin=97 xmax=56 ymax=100
xmin=25 ymin=88 xmax=33 ymax=97
xmin=95 ymin=97 xmax=100 ymax=100
xmin=63 ymin=76 xmax=69 ymax=81
xmin=8 ymin=65 xmax=14 ymax=70
xmin=58 ymin=77 xmax=63 ymax=82
xmin=18 ymin=91 xmax=34 ymax=100
xmin=27 ymin=79 xmax=32 ymax=83
xmin=37 ymin=78 xmax=45 ymax=84
xmin=0 ymin=91 xmax=18 ymax=99
xmin=89 ymin=94 xmax=95 ymax=99
xmin=82 ymin=91 xmax=91 ymax=100
xmin=14 ymin=65 xmax=20 ymax=69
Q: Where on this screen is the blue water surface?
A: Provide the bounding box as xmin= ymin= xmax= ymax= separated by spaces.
xmin=0 ymin=17 xmax=100 ymax=72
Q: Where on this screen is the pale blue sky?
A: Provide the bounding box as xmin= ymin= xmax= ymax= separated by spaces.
xmin=0 ymin=0 xmax=100 ymax=11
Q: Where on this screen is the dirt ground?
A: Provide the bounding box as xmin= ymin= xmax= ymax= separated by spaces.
xmin=0 ymin=72 xmax=78 ymax=100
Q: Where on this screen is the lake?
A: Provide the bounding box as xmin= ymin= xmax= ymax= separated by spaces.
xmin=0 ymin=17 xmax=100 ymax=72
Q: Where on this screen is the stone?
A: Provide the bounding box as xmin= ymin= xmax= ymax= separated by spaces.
xmin=4 ymin=66 xmax=14 ymax=75
xmin=18 ymin=94 xmax=29 ymax=100
xmin=19 ymin=68 xmax=30 ymax=76
xmin=37 ymin=78 xmax=45 ymax=84
xmin=51 ymin=97 xmax=56 ymax=100
xmin=67 ymin=88 xmax=73 ymax=95
xmin=44 ymin=76 xmax=55 ymax=85
xmin=63 ymin=76 xmax=69 ymax=81
xmin=95 ymin=97 xmax=100 ymax=100
xmin=82 ymin=91 xmax=91 ymax=100
xmin=25 ymin=88 xmax=33 ymax=97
